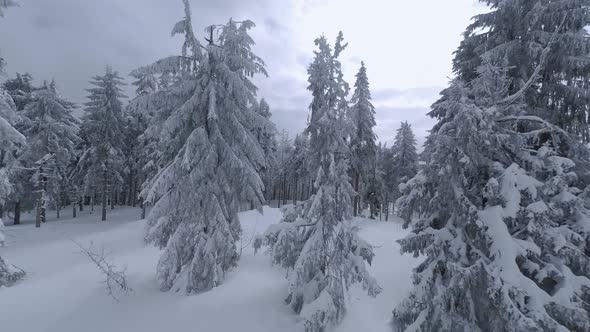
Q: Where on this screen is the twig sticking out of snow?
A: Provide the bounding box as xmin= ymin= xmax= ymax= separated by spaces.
xmin=71 ymin=239 xmax=132 ymax=301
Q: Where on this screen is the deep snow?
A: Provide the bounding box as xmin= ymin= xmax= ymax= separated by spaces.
xmin=0 ymin=206 xmax=417 ymax=332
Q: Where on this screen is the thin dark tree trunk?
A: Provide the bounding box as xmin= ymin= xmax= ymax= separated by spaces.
xmin=14 ymin=200 xmax=20 ymax=225
xmin=293 ymin=178 xmax=298 ymax=205
xmin=111 ymin=187 xmax=115 ymax=210
xmin=353 ymin=173 xmax=360 ymax=217
xmin=79 ymin=197 xmax=83 ymax=212
xmin=102 ymin=168 xmax=108 ymax=221
xmin=279 ymin=178 xmax=283 ymax=207
xmin=35 ymin=202 xmax=41 ymax=228
xmin=73 ymin=200 xmax=77 ymax=218
xmin=282 ymin=174 xmax=287 ymax=206
xmin=131 ymin=176 xmax=137 ymax=207
xmin=36 ymin=170 xmax=47 ymax=228
xmin=140 ymin=199 xmax=146 ymax=220
xmin=56 ymin=195 xmax=60 ymax=219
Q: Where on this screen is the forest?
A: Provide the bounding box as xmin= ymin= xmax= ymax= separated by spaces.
xmin=1 ymin=0 xmax=590 ymax=332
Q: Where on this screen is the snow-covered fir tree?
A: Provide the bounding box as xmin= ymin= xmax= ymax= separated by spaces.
xmin=0 ymin=86 xmax=24 ymax=286
xmin=275 ymin=130 xmax=293 ymax=207
xmin=251 ymin=98 xmax=277 ymax=203
xmin=393 ymin=31 xmax=590 ymax=330
xmin=0 ymin=4 xmax=25 ymax=283
xmin=453 ymin=0 xmax=590 ymax=142
xmin=19 ymin=81 xmax=80 ymax=224
xmin=76 ymin=66 xmax=127 ymax=221
xmin=289 ymin=133 xmax=310 ymax=202
xmin=389 ymin=121 xmax=418 ymax=203
xmin=2 ymin=72 xmax=34 ymax=111
xmin=126 ymin=69 xmax=171 ymax=197
xmin=256 ymin=33 xmax=381 ymax=332
xmin=348 ymin=61 xmax=377 ymax=216
xmin=140 ymin=0 xmax=269 ymax=294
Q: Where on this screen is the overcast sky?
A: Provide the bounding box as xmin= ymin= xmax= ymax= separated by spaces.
xmin=0 ymin=0 xmax=486 ymax=147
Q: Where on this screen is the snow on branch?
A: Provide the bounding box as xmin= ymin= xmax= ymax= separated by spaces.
xmin=499 ymin=14 xmax=567 ymax=105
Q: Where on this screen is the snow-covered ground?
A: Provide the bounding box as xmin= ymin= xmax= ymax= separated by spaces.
xmin=0 ymin=206 xmax=417 ymax=332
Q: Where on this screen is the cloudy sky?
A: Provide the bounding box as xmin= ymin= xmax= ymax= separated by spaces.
xmin=0 ymin=0 xmax=486 ymax=147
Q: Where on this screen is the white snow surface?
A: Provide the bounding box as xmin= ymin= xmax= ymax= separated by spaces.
xmin=0 ymin=206 xmax=417 ymax=332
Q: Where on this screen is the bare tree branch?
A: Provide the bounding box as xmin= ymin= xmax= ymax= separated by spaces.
xmin=72 ymin=239 xmax=132 ymax=301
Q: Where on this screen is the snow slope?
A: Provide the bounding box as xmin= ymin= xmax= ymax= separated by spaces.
xmin=0 ymin=206 xmax=417 ymax=332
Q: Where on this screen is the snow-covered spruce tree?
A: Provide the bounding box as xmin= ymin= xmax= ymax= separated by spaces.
xmin=377 ymin=142 xmax=394 ymax=220
xmin=76 ymin=66 xmax=127 ymax=221
xmin=290 ymin=133 xmax=310 ymax=202
xmin=275 ymin=130 xmax=293 ymax=207
xmin=390 ymin=121 xmax=418 ymax=202
xmin=393 ymin=42 xmax=590 ymax=330
xmin=140 ymin=0 xmax=269 ymax=293
xmin=121 ymin=73 xmax=159 ymax=208
xmin=251 ymin=98 xmax=277 ymax=203
xmin=19 ymin=81 xmax=80 ymax=224
xmin=256 ymin=34 xmax=381 ymax=332
xmin=0 ymin=60 xmax=25 ymax=286
xmin=2 ymin=72 xmax=35 ymax=112
xmin=453 ymin=0 xmax=590 ymax=142
xmin=348 ymin=61 xmax=377 ymax=216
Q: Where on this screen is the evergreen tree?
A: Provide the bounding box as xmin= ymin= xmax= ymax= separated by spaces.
xmin=390 ymin=121 xmax=418 ymax=203
xmin=393 ymin=34 xmax=590 ymax=331
xmin=275 ymin=130 xmax=293 ymax=207
xmin=0 ymin=0 xmax=25 ymax=284
xmin=251 ymin=98 xmax=277 ymax=203
xmin=453 ymin=0 xmax=590 ymax=142
xmin=348 ymin=61 xmax=377 ymax=216
xmin=76 ymin=66 xmax=127 ymax=221
xmin=256 ymin=34 xmax=380 ymax=332
xmin=2 ymin=72 xmax=35 ymax=111
xmin=19 ymin=81 xmax=80 ymax=224
xmin=140 ymin=0 xmax=269 ymax=293
xmin=290 ymin=133 xmax=310 ymax=202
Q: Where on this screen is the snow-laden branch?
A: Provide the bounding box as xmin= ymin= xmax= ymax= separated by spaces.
xmin=499 ymin=14 xmax=566 ymax=105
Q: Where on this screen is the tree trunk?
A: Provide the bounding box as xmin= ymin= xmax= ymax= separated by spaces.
xmin=79 ymin=197 xmax=83 ymax=212
xmin=73 ymin=202 xmax=77 ymax=218
xmin=35 ymin=201 xmax=41 ymax=228
xmin=293 ymin=178 xmax=298 ymax=205
xmin=140 ymin=199 xmax=146 ymax=220
xmin=102 ymin=168 xmax=108 ymax=221
xmin=277 ymin=180 xmax=281 ymax=208
xmin=282 ymin=174 xmax=287 ymax=206
xmin=14 ymin=201 xmax=20 ymax=225
xmin=36 ymin=172 xmax=47 ymax=228
xmin=91 ymin=192 xmax=94 ymax=213
xmin=111 ymin=188 xmax=115 ymax=210
xmin=40 ymin=176 xmax=47 ymax=223
xmin=131 ymin=176 xmax=137 ymax=207
xmin=56 ymin=195 xmax=60 ymax=219
xmin=353 ymin=173 xmax=360 ymax=217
